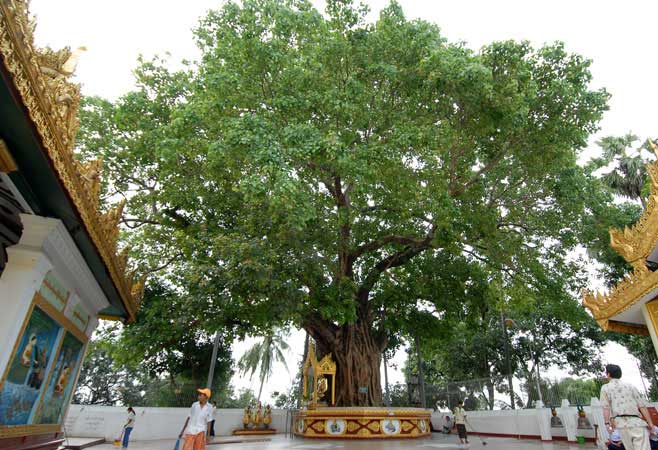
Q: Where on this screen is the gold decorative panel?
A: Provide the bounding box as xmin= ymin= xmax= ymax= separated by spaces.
xmin=294 ymin=408 xmax=431 ymax=440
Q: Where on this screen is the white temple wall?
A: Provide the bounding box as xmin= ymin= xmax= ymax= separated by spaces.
xmin=64 ymin=405 xmax=289 ymax=441
xmin=61 ymin=402 xmax=656 ymax=442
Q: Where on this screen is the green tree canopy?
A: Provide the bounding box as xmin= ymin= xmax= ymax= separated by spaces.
xmin=76 ymin=0 xmax=609 ymax=405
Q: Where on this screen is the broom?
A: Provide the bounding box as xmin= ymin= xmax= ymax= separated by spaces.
xmin=113 ymin=427 xmax=124 ymax=447
xmin=465 ymin=419 xmax=488 ymax=446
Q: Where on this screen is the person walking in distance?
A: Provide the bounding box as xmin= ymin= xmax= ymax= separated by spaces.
xmin=600 ymin=364 xmax=656 ymax=450
xmin=454 ymin=400 xmax=468 ymax=445
xmin=209 ymin=401 xmax=217 ymax=438
xmin=179 ymin=388 xmax=214 ymax=450
xmin=121 ymin=407 xmax=136 ymax=449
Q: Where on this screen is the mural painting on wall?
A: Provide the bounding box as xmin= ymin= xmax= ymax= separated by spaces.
xmin=36 ymin=332 xmax=84 ymax=424
xmin=0 ymin=306 xmax=60 ymax=425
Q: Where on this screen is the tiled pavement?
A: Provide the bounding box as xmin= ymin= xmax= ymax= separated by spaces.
xmin=64 ymin=434 xmax=596 ymax=450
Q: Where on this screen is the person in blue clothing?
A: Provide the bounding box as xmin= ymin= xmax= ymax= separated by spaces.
xmin=122 ymin=407 xmax=136 ymax=449
xmin=607 ymin=429 xmax=625 ymax=450
xmin=651 ymin=425 xmax=658 ymax=450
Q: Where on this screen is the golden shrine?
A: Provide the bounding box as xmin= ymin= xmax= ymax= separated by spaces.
xmin=584 ymin=141 xmax=658 ymax=349
xmin=0 ymin=2 xmax=144 ymax=449
xmin=294 ymin=341 xmax=431 ymax=440
xmin=302 ymin=340 xmax=337 ymax=408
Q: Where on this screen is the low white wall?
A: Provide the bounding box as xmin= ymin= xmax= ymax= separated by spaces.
xmin=430 ymin=408 xmax=539 ymax=437
xmin=66 ymin=402 xmax=658 ymax=442
xmin=64 ymin=405 xmax=288 ymax=441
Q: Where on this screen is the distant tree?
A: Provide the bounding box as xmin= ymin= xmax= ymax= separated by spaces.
xmin=588 ymin=134 xmax=654 ymax=207
xmin=73 ymin=335 xmax=146 ymax=406
xmin=543 ymin=377 xmax=603 ymax=406
xmin=109 ymin=282 xmax=235 ymax=394
xmin=272 ymin=385 xmax=299 ymax=409
xmin=238 ymin=330 xmax=290 ymax=402
xmin=73 ymin=340 xmax=123 ymax=405
xmin=221 ymin=388 xmax=258 ymax=409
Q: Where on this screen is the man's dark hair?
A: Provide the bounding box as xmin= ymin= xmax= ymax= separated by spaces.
xmin=605 ymin=364 xmax=622 ymax=379
xmin=457 ymin=400 xmax=464 ymax=405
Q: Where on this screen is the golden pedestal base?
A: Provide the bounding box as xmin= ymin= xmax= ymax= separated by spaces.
xmin=294 ymin=407 xmax=432 ymax=439
xmin=232 ymin=428 xmax=277 ymax=436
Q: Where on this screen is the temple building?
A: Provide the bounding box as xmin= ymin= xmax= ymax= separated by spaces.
xmin=0 ymin=2 xmax=143 ymax=449
xmin=584 ymin=143 xmax=658 ymax=352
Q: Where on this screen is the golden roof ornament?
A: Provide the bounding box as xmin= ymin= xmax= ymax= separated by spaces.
xmin=0 ymin=0 xmax=144 ymax=322
xmin=583 ymin=139 xmax=658 ymax=335
xmin=77 ymin=158 xmax=103 ymax=212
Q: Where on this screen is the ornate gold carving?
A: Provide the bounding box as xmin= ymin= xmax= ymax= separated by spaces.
xmin=0 ymin=139 xmax=18 ymax=172
xmin=302 ymin=340 xmax=337 ymax=407
xmin=319 ymin=353 xmax=337 ymax=373
xmin=583 ymin=260 xmax=658 ymax=332
xmin=117 ymin=247 xmax=130 ymax=275
xmin=294 ymin=409 xmax=431 ymax=440
xmin=367 ymin=421 xmax=380 ymax=432
xmin=0 ymin=1 xmax=144 ymax=321
xmin=401 ymin=421 xmax=414 ymax=432
xmin=605 ymin=320 xmax=649 ymax=336
xmin=77 ymin=158 xmax=103 ymax=212
xmin=101 ymin=199 xmax=126 ymax=252
xmin=606 ymin=144 xmax=658 ymax=266
xmin=346 ymin=421 xmax=360 ymax=433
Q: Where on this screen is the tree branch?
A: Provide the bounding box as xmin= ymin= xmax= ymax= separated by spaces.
xmin=142 ymin=252 xmax=184 ymax=274
xmin=121 ymin=217 xmax=162 ymax=229
xmin=302 ymin=312 xmax=338 ymax=348
xmin=450 ymin=151 xmax=506 ymax=198
xmin=350 ymin=234 xmax=427 ymax=261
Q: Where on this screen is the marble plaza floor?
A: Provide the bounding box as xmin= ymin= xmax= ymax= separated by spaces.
xmin=64 ymin=434 xmax=596 ymax=450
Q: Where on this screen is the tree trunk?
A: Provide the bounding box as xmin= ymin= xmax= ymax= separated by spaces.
xmin=383 ymin=352 xmax=390 ymax=407
xmin=296 ymin=333 xmax=310 ymax=408
xmin=415 ymin=334 xmax=427 ymax=408
xmin=309 ymin=321 xmax=383 ymax=406
xmin=257 ymin=379 xmax=264 ymax=403
xmin=486 ymin=380 xmax=495 ymax=410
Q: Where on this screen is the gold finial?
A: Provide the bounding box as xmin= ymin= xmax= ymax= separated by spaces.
xmin=78 ymin=158 xmax=103 ymax=211
xmin=101 ymin=199 xmax=126 ymax=252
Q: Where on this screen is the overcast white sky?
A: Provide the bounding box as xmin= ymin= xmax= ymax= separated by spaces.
xmin=28 ymin=0 xmax=658 ymax=403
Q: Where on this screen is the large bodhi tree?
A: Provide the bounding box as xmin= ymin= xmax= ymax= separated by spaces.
xmin=77 ymin=0 xmax=609 ymax=406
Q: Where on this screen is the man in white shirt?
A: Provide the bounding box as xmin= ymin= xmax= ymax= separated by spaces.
xmin=600 ymin=364 xmax=655 ymax=450
xmin=179 ymin=388 xmax=214 ymax=450
xmin=454 ymin=400 xmax=468 ymax=445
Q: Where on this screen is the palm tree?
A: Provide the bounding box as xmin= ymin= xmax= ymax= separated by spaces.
xmin=590 ymin=134 xmax=651 ymax=207
xmin=238 ymin=329 xmax=290 ymax=402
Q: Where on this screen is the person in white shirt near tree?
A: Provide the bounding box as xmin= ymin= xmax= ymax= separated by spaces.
xmin=600 ymin=364 xmax=656 ymax=450
xmin=179 ymin=388 xmax=214 ymax=450
xmin=453 ymin=400 xmax=468 ymax=445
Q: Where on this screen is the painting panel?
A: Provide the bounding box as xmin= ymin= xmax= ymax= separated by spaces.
xmin=0 ymin=306 xmax=61 ymax=426
xmin=35 ymin=332 xmax=84 ymax=424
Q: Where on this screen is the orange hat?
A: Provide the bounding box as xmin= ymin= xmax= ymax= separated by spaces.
xmin=197 ymin=388 xmax=211 ymax=399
